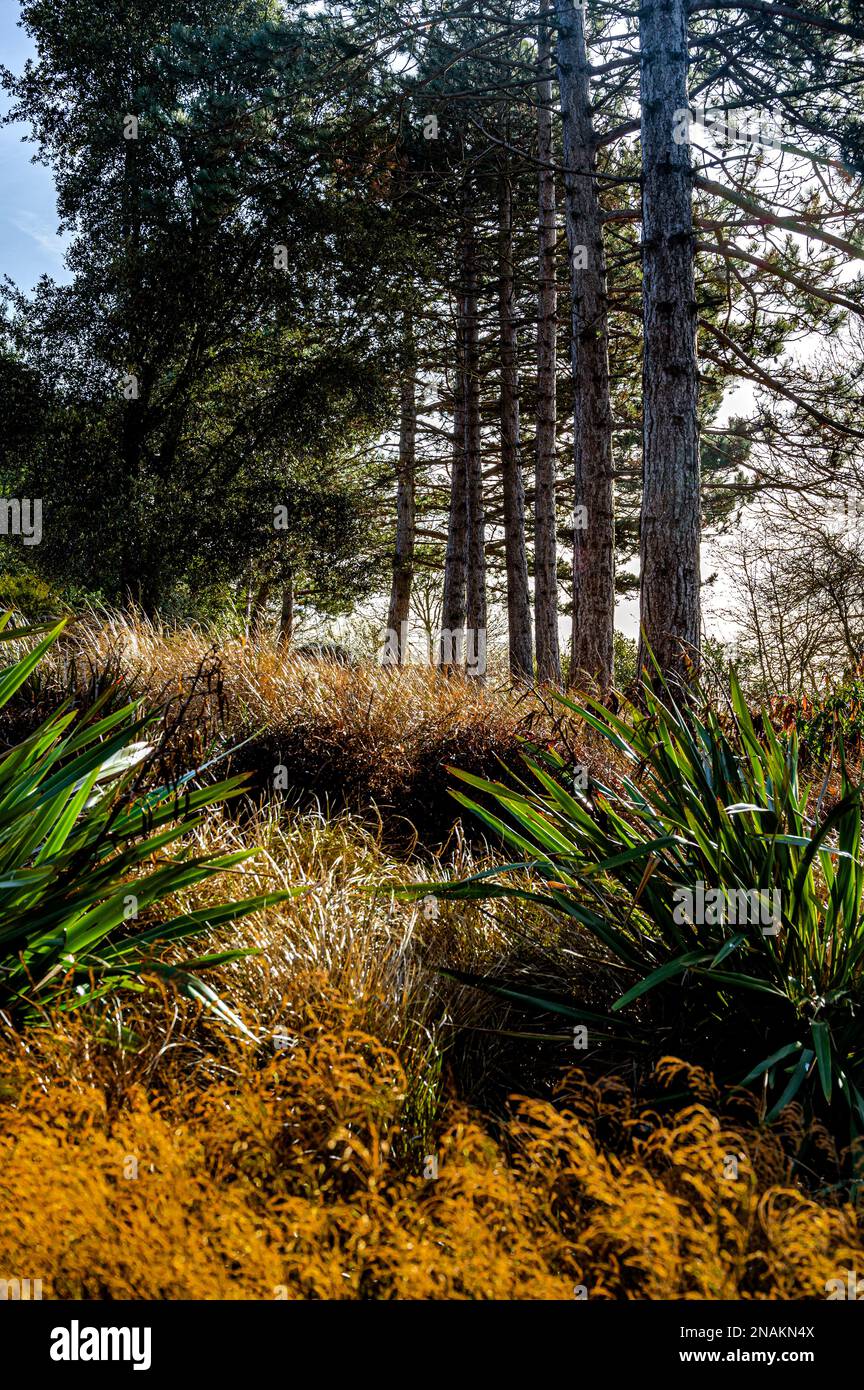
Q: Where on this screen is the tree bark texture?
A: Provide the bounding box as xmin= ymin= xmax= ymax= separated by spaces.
xmin=463 ymin=227 xmax=487 ymax=674
xmin=556 ymin=0 xmax=616 ymax=691
xmin=498 ymin=164 xmax=534 ymax=680
xmin=637 ymin=0 xmax=701 ymax=684
xmin=385 ymin=321 xmax=417 ymax=664
xmin=534 ymin=6 xmax=562 ymax=685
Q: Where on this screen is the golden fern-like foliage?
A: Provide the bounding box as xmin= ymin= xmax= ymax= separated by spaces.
xmin=1 ymin=995 xmax=862 ymax=1301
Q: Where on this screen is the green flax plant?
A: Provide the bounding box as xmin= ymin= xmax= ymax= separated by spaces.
xmin=0 ymin=616 xmax=293 ymax=1022
xmin=418 ymin=672 xmax=864 ymax=1132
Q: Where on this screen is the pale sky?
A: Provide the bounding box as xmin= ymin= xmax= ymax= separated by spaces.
xmin=0 ymin=8 xmax=71 ymax=292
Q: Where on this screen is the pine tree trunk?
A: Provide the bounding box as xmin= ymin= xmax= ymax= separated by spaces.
xmin=250 ymin=577 xmax=272 ymax=638
xmin=463 ymin=227 xmax=487 ymax=676
xmin=279 ymin=567 xmax=294 ymax=645
xmin=119 ymin=113 xmax=154 ymax=613
xmin=440 ymin=315 xmax=468 ymax=671
xmin=534 ymin=5 xmax=562 ymax=686
xmin=637 ymin=0 xmax=701 ymax=684
xmin=498 ymin=165 xmax=533 ymax=681
xmin=243 ymin=559 xmax=255 ymax=639
xmin=556 ymin=0 xmax=615 ymax=692
xmin=385 ymin=323 xmax=417 ymax=665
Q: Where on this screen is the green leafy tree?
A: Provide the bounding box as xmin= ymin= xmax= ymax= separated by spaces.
xmin=1 ymin=0 xmax=399 ymax=615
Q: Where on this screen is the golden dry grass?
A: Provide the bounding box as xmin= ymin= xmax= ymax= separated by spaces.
xmin=165 ymin=806 xmax=510 ymax=1018
xmin=23 ymin=609 xmax=609 ymax=843
xmin=49 ymin=607 xmax=534 ymax=746
xmin=148 ymin=801 xmax=622 ymax=1121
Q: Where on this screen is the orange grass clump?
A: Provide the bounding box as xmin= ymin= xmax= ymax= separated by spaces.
xmin=16 ymin=610 xmax=608 ymax=843
xmin=0 ymin=996 xmax=861 ymax=1301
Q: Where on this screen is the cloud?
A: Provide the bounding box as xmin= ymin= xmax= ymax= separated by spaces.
xmin=10 ymin=210 xmax=68 ymax=262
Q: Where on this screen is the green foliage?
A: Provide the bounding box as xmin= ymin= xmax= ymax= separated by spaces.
xmin=428 ymin=673 xmax=864 ymax=1133
xmin=613 ymin=631 xmax=638 ymax=688
xmin=0 ymin=569 xmax=63 ymax=621
xmin=784 ymin=680 xmax=864 ymax=765
xmin=0 ymin=615 xmax=294 ymax=1018
xmin=0 ymin=0 xmax=400 ymax=615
